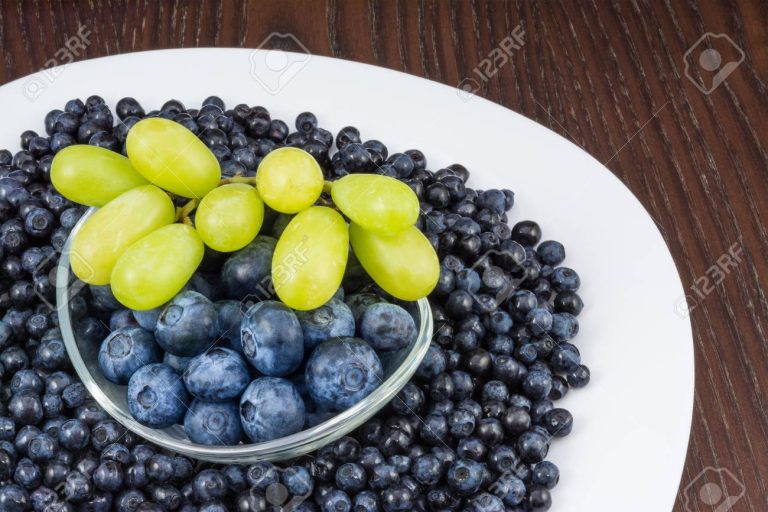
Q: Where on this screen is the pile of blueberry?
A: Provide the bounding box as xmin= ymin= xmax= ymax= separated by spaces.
xmin=97 ymin=278 xmax=417 ymax=445
xmin=0 ymin=95 xmax=588 ymax=511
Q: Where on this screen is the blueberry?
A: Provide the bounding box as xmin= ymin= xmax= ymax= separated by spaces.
xmin=27 ymin=433 xmax=58 ymax=462
xmin=64 ymin=471 xmax=93 ymax=503
xmin=281 ymin=465 xmax=313 ymax=497
xmin=466 ymin=492 xmax=505 ymax=512
xmin=525 ymin=308 xmax=552 ymax=336
xmin=25 ymin=313 xmax=51 ymax=339
xmin=9 ymin=390 xmax=43 ymax=425
xmin=456 ymin=437 xmax=488 ymax=462
xmin=359 ymin=302 xmax=417 ymax=352
xmin=241 ymin=300 xmax=304 ymax=376
xmin=155 ymin=291 xmax=217 ymax=357
xmin=536 ymin=240 xmax=565 ymax=266
xmin=93 ymin=460 xmax=124 ymax=492
xmin=481 ymin=381 xmax=509 ymax=403
xmin=221 ymin=236 xmax=276 ymax=300
xmin=446 ymin=458 xmax=484 ymax=495
xmin=517 ymin=429 xmax=549 ymax=463
xmin=116 ymin=97 xmax=145 ymax=120
xmin=340 ymin=142 xmax=375 ymax=173
xmin=183 ymin=399 xmax=243 ymax=446
xmin=213 ymin=300 xmax=244 ymax=351
xmin=415 ymin=344 xmax=447 ymax=380
xmin=91 ymin=420 xmax=126 ymax=451
xmin=127 ymin=364 xmax=190 ymax=428
xmin=294 ymin=111 xmax=318 ymax=133
xmin=193 ymin=469 xmax=227 ymax=501
xmin=162 ymin=352 xmax=192 ymax=373
xmin=172 ymin=455 xmax=193 ymax=480
xmin=109 ymin=309 xmax=138 ymax=331
xmin=528 ymin=486 xmax=552 ymax=511
xmin=197 ymin=503 xmax=227 ymax=512
xmin=14 ymin=457 xmax=41 ymax=489
xmin=474 ymin=189 xmax=503 ymax=215
xmin=522 ymin=370 xmax=552 ymax=400
xmin=507 ymin=288 xmax=536 ymax=318
xmin=305 ymin=337 xmax=383 ymax=411
xmin=0 ymin=320 xmax=13 ymax=348
xmin=484 ymin=310 xmax=512 ymax=335
xmin=89 ymin=284 xmax=122 ymax=311
xmin=239 ymin=377 xmax=305 ymax=443
xmin=550 ymin=267 xmax=580 ymax=292
xmin=58 ymin=419 xmax=90 ymax=451
xmin=14 ymin=425 xmax=40 ymax=455
xmin=98 ymin=327 xmax=162 ymax=384
xmin=183 ymin=347 xmax=249 ymax=401
xmin=392 ymin=382 xmax=425 ymax=415
xmin=146 ymin=453 xmax=175 ymax=483
xmin=548 ymin=343 xmax=581 ymax=372
xmin=42 ymin=460 xmax=68 ymax=488
xmin=23 ymin=207 xmax=54 ymax=238
xmin=82 ymin=492 xmax=113 ymax=512
xmin=542 ymin=408 xmax=573 ymax=437
xmin=29 ymin=486 xmax=57 ymax=511
xmin=115 ymin=489 xmax=145 ymax=512
xmin=448 ymin=408 xmax=476 ymax=438
xmin=567 ymin=364 xmax=590 ymax=388
xmin=132 ymin=306 xmax=163 ymax=331
xmin=412 ymin=454 xmax=442 ymax=485
xmin=379 ymin=485 xmax=413 ymax=512
xmin=492 ymin=472 xmax=527 ymax=506
xmin=295 ymin=298 xmax=355 ymax=351
xmin=0 ymin=483 xmax=29 ymax=511
xmin=245 ymin=461 xmax=278 ymax=492
xmin=0 ymin=417 xmax=15 ymax=441
xmin=75 ymin=402 xmax=108 ymax=427
xmin=62 ymin=382 xmax=88 ymax=408
xmin=34 ymin=338 xmax=66 ymax=370
xmin=344 ymin=293 xmax=383 ymax=323
xmin=334 ymin=462 xmax=366 ymax=493
xmin=101 ymin=443 xmax=130 ymax=465
xmin=353 ymin=490 xmax=379 ymax=512
xmin=531 ymin=460 xmax=560 ymax=490
xmin=10 ymin=369 xmax=43 ymax=394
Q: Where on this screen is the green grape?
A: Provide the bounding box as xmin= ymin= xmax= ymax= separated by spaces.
xmin=349 ymin=223 xmax=439 ymax=301
xmin=255 ymin=147 xmax=323 ymax=213
xmin=111 ymin=223 xmax=204 ymax=310
xmin=195 ymin=183 xmax=264 ymax=252
xmin=273 ymin=206 xmax=348 ymax=310
xmin=70 ymin=185 xmax=176 ymax=285
xmin=126 ymin=117 xmax=221 ymax=198
xmin=51 ymin=145 xmax=149 ymax=207
xmin=330 ymin=174 xmax=419 ymax=235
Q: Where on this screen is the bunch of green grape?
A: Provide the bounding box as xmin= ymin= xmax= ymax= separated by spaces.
xmin=51 ymin=117 xmax=439 ymax=311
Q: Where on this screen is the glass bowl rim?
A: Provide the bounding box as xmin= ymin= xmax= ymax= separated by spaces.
xmin=57 ymin=207 xmax=433 ymax=463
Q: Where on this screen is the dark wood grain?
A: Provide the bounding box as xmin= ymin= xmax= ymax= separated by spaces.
xmin=1 ymin=1 xmax=767 ymax=509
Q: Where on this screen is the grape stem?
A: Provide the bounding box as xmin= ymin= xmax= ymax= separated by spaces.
xmin=219 ymin=176 xmax=257 ymax=186
xmin=176 ymin=199 xmax=199 ymax=225
xmin=172 ymin=177 xmax=335 ymax=225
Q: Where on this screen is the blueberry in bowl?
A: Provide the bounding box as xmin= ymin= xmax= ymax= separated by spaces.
xmin=58 ymin=208 xmax=433 ymax=463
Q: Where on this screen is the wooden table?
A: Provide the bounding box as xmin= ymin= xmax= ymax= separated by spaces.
xmin=2 ymin=1 xmax=766 ymax=510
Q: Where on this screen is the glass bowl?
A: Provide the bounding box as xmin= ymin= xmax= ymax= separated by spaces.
xmin=57 ymin=208 xmax=433 ymax=463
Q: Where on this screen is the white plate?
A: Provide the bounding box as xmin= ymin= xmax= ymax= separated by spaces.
xmin=0 ymin=48 xmax=694 ymax=511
